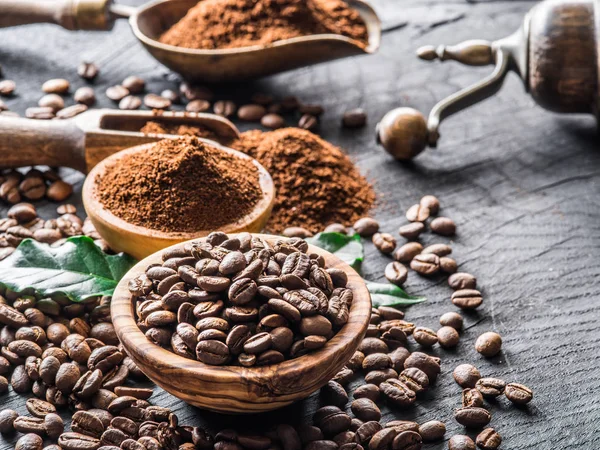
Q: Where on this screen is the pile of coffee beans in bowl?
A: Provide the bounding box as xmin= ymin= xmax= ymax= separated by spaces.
xmin=128 ymin=232 xmax=353 ymax=366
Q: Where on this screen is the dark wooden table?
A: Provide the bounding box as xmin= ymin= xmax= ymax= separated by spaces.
xmin=1 ymin=0 xmax=599 ymax=448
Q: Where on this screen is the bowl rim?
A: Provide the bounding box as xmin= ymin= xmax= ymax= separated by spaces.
xmin=111 ymin=233 xmax=371 ymax=392
xmin=82 ymin=141 xmax=275 ymax=241
xmin=129 ymin=0 xmax=382 ymax=56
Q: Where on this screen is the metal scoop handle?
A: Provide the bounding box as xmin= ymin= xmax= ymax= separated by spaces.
xmin=0 ymin=0 xmax=117 ymax=30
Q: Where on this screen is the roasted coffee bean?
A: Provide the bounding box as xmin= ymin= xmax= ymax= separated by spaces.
xmin=372 ymin=233 xmax=396 ymax=254
xmin=410 ymin=254 xmax=440 ymax=276
xmin=437 ymin=326 xmax=460 ymax=348
xmin=418 ymin=421 xmax=445 ymax=442
xmin=379 ymin=379 xmax=416 ymax=407
xmin=504 ymin=382 xmax=533 ymax=405
xmin=78 ymin=62 xmax=99 ymax=80
xmin=406 ymin=204 xmax=429 ymax=223
xmin=0 ymin=375 xmax=7 ymax=393
xmin=354 ymin=420 xmax=381 ymax=444
xmin=196 ymin=340 xmax=230 ymax=365
xmin=392 ymin=430 xmax=422 ymax=450
xmin=448 ymin=273 xmax=477 ymax=290
xmin=11 ymin=364 xmax=32 ymax=393
xmin=44 ymin=413 xmax=64 ymax=439
xmin=14 ymin=416 xmax=45 ymax=435
xmin=454 ymin=407 xmax=491 ymax=428
xmin=144 ymin=94 xmax=171 ymax=109
xmin=342 ymin=108 xmax=367 ymax=128
xmin=39 ymin=93 xmax=64 ymax=111
xmin=439 ymin=312 xmax=463 ymax=330
xmin=88 ymin=346 xmax=123 ymax=372
xmin=9 ymin=340 xmax=42 ymax=357
xmin=364 ymin=368 xmax=397 ymax=386
xmin=475 ymin=332 xmax=502 ymax=357
xmin=448 ymin=435 xmax=476 ymax=450
xmin=72 ymin=411 xmax=104 ymax=438
xmin=304 ymin=441 xmax=336 ymax=450
xmin=62 ymin=334 xmax=92 ymax=363
xmin=213 ymin=100 xmax=236 ymax=117
xmin=261 ymin=113 xmax=285 ymax=129
xmin=353 ymin=218 xmax=379 ymax=236
xmin=462 ymin=388 xmax=484 ymax=408
xmin=393 ymin=242 xmax=423 ymax=263
xmin=351 ymin=398 xmax=381 ymax=422
xmin=453 ymin=364 xmax=481 ymax=388
xmin=314 ymin=406 xmax=351 ymax=436
xmin=322 ymin=380 xmax=348 ymax=407
xmin=452 ymin=289 xmax=483 ymax=310
xmin=382 ymin=328 xmax=408 ymax=351
xmin=26 ymin=398 xmax=56 ymax=417
xmin=119 ymin=96 xmax=141 ymax=110
xmin=412 ymin=327 xmax=438 ymax=347
xmin=16 ymin=433 xmax=43 ymax=450
xmin=398 ymin=222 xmax=424 ymax=240
xmin=476 ymin=378 xmax=506 ymax=397
xmin=42 ymin=78 xmax=69 ymax=94
xmin=238 ymin=104 xmax=266 ymax=121
xmin=353 ymin=384 xmax=379 ymax=403
xmin=106 ymin=85 xmax=129 ymax=101
xmin=0 ymin=80 xmax=16 ymax=95
xmin=430 ymin=217 xmax=456 ymax=235
xmin=404 ymin=352 xmax=440 ymax=382
xmin=382 ymin=262 xmax=407 ymax=286
xmin=186 ymin=99 xmax=210 ymax=112
xmin=362 ymin=353 xmax=391 ymax=371
xmin=358 ymin=338 xmax=388 ymax=355
xmin=59 ymin=432 xmax=101 ymax=450
xmin=399 ymin=368 xmax=429 ymax=394
xmin=475 ymin=428 xmax=501 ymax=450
xmin=113 ymin=386 xmax=153 ymax=400
xmin=0 ymin=409 xmax=19 ymax=433
xmin=122 ymin=76 xmax=145 ymax=94
xmin=298 ymin=113 xmax=318 ymax=130
xmin=57 ymin=104 xmax=88 ymax=119
xmin=439 ymin=257 xmax=457 ymax=273
xmin=369 ymin=428 xmax=397 ymax=450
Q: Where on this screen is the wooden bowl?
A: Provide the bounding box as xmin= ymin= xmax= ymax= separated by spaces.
xmin=111 ymin=234 xmax=371 ymax=414
xmin=82 ymin=143 xmax=275 ymax=260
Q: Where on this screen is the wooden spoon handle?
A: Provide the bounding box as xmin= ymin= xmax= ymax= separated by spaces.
xmin=0 ymin=116 xmax=87 ymax=172
xmin=0 ymin=0 xmax=114 ymax=30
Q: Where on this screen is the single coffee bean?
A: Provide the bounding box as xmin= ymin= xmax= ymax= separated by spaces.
xmin=369 ymin=428 xmax=397 ymax=450
xmin=437 ymin=326 xmax=460 ymax=348
xmin=398 ymin=222 xmax=424 ymax=240
xmin=412 ymin=327 xmax=438 ymax=347
xmin=475 ymin=332 xmax=502 ymax=357
xmin=504 ymin=382 xmax=533 ymax=405
xmin=388 ymin=347 xmax=410 ymax=372
xmin=144 ymin=94 xmax=171 ymax=109
xmin=342 ymin=108 xmax=367 ymax=128
xmin=362 ymin=353 xmax=391 ymax=371
xmin=451 ymin=289 xmax=483 ymax=310
xmin=421 ymin=243 xmax=451 ymax=256
xmin=0 ymin=409 xmax=19 ymax=433
xmin=0 ymin=80 xmax=16 ymax=96
xmin=313 ymin=406 xmax=351 ymax=436
xmin=42 ymin=78 xmax=69 ymax=94
xmin=462 ymin=388 xmax=484 ymax=408
xmin=410 ymin=254 xmax=440 ymax=276
xmin=406 ymin=204 xmax=430 ymax=222
xmin=453 ymin=364 xmax=481 ymax=388
xmin=26 ymin=106 xmax=55 ymax=120
xmin=213 ymin=100 xmax=236 ymax=117
xmin=392 ymin=242 xmax=422 ymax=264
xmin=439 ymin=312 xmax=463 ymax=330
xmin=323 ymin=223 xmax=347 ymax=233
xmin=419 ymin=195 xmax=440 ymax=214
xmin=448 ymin=272 xmax=476 ymax=290
xmin=238 ymin=104 xmax=266 ymax=121
xmin=38 ymin=94 xmax=64 ymax=111
xmin=439 ymin=257 xmax=457 ymax=273
xmin=119 ymin=96 xmax=141 ymax=110
xmin=26 ymin=398 xmax=56 ymax=417
xmin=379 ymin=379 xmax=416 ymax=407
xmin=186 ymin=99 xmax=210 ymax=112
xmin=404 ymin=352 xmax=441 ymax=382
xmin=373 ymin=233 xmax=396 ymax=254
xmin=122 ymin=76 xmax=145 ymax=94
xmin=196 ymin=339 xmax=230 ymax=365
xmin=475 ymin=428 xmax=501 ymax=450
xmin=78 ymin=62 xmax=99 ymax=80
xmin=106 ymin=85 xmax=129 ymax=101
xmin=399 ymin=367 xmax=429 ymax=394
xmin=16 ymin=433 xmax=43 ymax=450
xmin=353 ymin=384 xmax=379 ymax=402
xmin=448 ymin=435 xmax=476 ymax=450
xmin=56 ymin=104 xmax=88 ymax=119
xmin=322 ymin=380 xmax=348 ymax=408
xmin=261 ymin=113 xmax=285 ymax=129
xmin=59 ymin=432 xmax=101 ymax=450
xmin=418 ymin=421 xmax=445 ymax=442
xmin=14 ymin=416 xmax=45 ymax=435
xmin=454 ymin=407 xmax=491 ymax=428
xmin=11 ymin=365 xmax=32 ymax=393
xmin=72 ymin=411 xmax=105 ymax=438
xmin=351 ymin=398 xmax=381 ymax=422
xmin=298 ymin=113 xmax=318 ymax=130
xmin=430 ymin=217 xmax=456 ymax=236
xmin=353 ymin=217 xmax=379 ymax=236
xmin=44 ymin=413 xmax=64 ymax=439
xmin=476 ymin=378 xmax=506 ymax=397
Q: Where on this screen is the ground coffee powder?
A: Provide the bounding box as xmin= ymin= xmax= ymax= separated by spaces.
xmin=231 ymin=128 xmax=375 ymax=233
xmin=160 ymin=0 xmax=368 ymax=50
xmin=95 ymin=136 xmax=262 ymax=233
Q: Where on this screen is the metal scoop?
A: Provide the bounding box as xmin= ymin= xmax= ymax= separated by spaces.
xmin=0 ymin=0 xmax=381 ymax=82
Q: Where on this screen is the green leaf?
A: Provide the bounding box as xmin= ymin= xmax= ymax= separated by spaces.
xmin=306 ymin=232 xmax=364 ymax=271
xmin=367 ymin=282 xmax=426 ymax=308
xmin=0 ymin=236 xmax=137 ymax=302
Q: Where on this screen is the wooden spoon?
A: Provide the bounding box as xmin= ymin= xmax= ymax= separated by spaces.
xmin=0 ymin=109 xmax=240 ymax=173
xmin=112 ymin=234 xmax=371 ymax=413
xmin=0 ymin=0 xmax=381 ymax=82
xmin=82 ymin=142 xmax=276 ymax=260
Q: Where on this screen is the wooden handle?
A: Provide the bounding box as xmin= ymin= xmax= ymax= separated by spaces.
xmin=0 ymin=117 xmax=87 ymax=172
xmin=0 ymin=0 xmax=114 ymax=30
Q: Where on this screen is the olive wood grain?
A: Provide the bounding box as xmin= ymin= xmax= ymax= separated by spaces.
xmin=111 ymin=234 xmax=371 ymax=414
xmin=82 ymin=144 xmax=275 ymax=260
xmin=0 ymin=110 xmax=240 ymax=173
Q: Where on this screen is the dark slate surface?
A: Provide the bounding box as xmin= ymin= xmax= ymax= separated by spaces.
xmin=1 ymin=0 xmax=599 ymax=448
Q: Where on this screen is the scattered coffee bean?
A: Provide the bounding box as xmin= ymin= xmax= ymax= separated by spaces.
xmin=462 ymin=388 xmax=484 ymax=408
xmin=419 ymin=195 xmax=440 ymax=215
xmin=392 ymin=430 xmax=422 ymax=450
xmin=475 ymin=332 xmax=502 ymax=357
xmin=0 ymin=80 xmax=16 ymax=96
xmin=393 ymin=242 xmax=423 ymax=263
xmin=261 ymin=113 xmax=285 ymax=129
xmin=439 ymin=257 xmax=457 ymax=273
xmin=398 ymin=222 xmax=424 ymax=240
xmin=384 ymin=262 xmax=407 ymax=286
xmin=78 ymin=62 xmax=99 ymax=80
xmin=504 ymin=382 xmax=533 ymax=405
xmin=430 ymin=217 xmax=456 ymax=236
xmin=453 ymin=364 xmax=481 ymax=388
xmin=299 ymin=104 xmax=324 ymax=116
xmin=451 ymin=289 xmax=483 ymax=310
xmin=439 ymin=311 xmax=463 ymax=330
xmin=42 ymin=79 xmax=69 ymax=94
xmin=213 ymin=100 xmax=236 ymax=117
xmin=342 ymin=108 xmax=367 ymax=128
xmin=144 ymin=94 xmax=171 ymax=109
xmin=418 ymin=420 xmax=445 ymax=442
xmin=448 ymin=435 xmax=476 ymax=450
xmin=372 ymin=233 xmax=396 ymax=254
xmin=406 ymin=204 xmax=429 ymax=222
xmin=353 ymin=217 xmax=379 ymax=236
xmin=476 ymin=428 xmax=502 ymax=450
xmin=26 ymin=106 xmax=55 ymax=120
xmin=119 ymin=96 xmax=142 ymax=110
xmin=56 ymin=104 xmax=88 ymax=119
xmin=350 ymin=398 xmax=381 ymax=422
xmin=298 ymin=113 xmax=318 ymax=130
xmin=238 ymin=104 xmax=266 ymax=121
xmin=186 ymin=99 xmax=210 ymax=112
xmin=122 ymin=76 xmax=145 ymax=94
xmin=476 ymin=378 xmax=506 ymax=398
xmin=410 ymin=254 xmax=440 ymax=276
xmin=106 ymin=85 xmax=129 ymax=101
xmin=46 ymin=181 xmax=73 ymax=202
xmin=437 ymin=326 xmax=459 ymax=348
xmin=448 ymin=272 xmax=477 ymax=290
xmin=38 ymin=94 xmax=64 ymax=111
xmin=0 ymin=409 xmax=19 ymax=433
xmin=454 ymin=407 xmax=491 ymax=428
xmin=16 ymin=433 xmax=43 ymax=450
xmin=412 ymin=327 xmax=438 ymax=347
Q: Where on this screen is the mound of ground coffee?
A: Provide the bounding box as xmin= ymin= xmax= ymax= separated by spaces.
xmin=231 ymin=128 xmax=375 ymax=233
xmin=160 ymin=0 xmax=368 ymax=50
xmin=95 ymin=137 xmax=262 ymax=233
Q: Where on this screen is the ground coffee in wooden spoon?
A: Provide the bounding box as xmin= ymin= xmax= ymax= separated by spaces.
xmin=95 ymin=136 xmax=262 ymax=233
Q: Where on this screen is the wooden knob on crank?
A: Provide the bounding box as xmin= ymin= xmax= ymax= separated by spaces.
xmin=376 ymin=107 xmax=429 ymax=160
